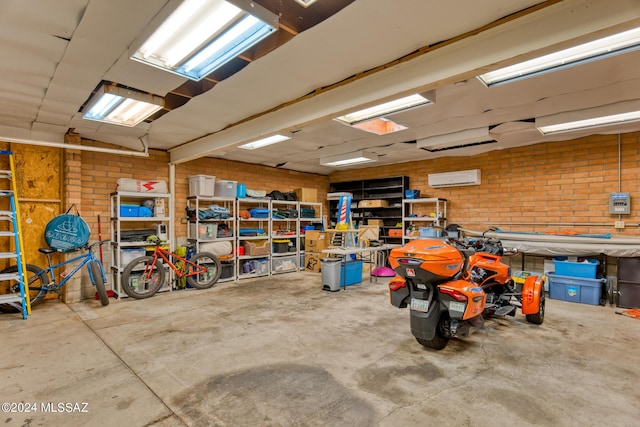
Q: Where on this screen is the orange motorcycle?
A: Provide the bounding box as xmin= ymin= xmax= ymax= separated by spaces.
xmin=388 ymin=237 xmax=544 ymax=350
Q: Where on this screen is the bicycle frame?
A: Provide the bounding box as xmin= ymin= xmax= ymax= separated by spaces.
xmin=148 ymin=246 xmax=207 ymax=279
xmin=39 ymin=245 xmax=107 ymax=292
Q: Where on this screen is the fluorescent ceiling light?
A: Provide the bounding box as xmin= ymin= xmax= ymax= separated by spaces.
xmin=238 ymin=134 xmax=290 ymax=150
xmin=536 ymin=100 xmax=640 ymax=135
xmin=320 ymin=150 xmax=378 ymax=167
xmin=335 ymin=93 xmax=433 ymax=125
xmin=130 ymin=0 xmax=279 ymax=81
xmin=478 ymin=26 xmax=640 ymax=86
xmin=417 ymin=127 xmax=494 ymax=151
xmin=82 ymin=84 xmax=163 ymax=127
xmin=293 ymin=0 xmax=319 ymax=7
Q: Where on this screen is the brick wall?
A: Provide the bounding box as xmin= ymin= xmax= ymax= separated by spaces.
xmin=175 ymin=157 xmax=329 ymax=236
xmin=75 ymin=131 xmax=640 ymax=284
xmin=77 ymin=143 xmax=329 ymax=241
xmin=329 ymin=132 xmax=640 ymax=237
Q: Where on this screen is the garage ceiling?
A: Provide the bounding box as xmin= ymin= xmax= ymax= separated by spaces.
xmin=1 ymin=0 xmax=639 ymax=175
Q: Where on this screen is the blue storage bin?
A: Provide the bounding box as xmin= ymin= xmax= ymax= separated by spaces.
xmin=341 ymin=260 xmax=363 ymax=286
xmin=419 ymin=226 xmax=437 ymax=237
xmin=553 ymin=257 xmax=599 ymax=278
xmin=405 ymin=189 xmax=420 ymax=199
xmin=547 ymin=273 xmax=604 ymax=306
xmin=120 ymin=205 xmax=139 ymax=217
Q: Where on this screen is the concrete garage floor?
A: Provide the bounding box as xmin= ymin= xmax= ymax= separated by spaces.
xmin=1 ymin=271 xmax=639 ymax=427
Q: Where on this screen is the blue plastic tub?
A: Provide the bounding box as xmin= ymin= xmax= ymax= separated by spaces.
xmin=547 ymin=272 xmax=604 ymax=306
xmin=553 ymin=257 xmax=599 ymax=279
xmin=405 ymin=189 xmax=420 ymax=199
xmin=120 ymin=205 xmax=139 ymax=217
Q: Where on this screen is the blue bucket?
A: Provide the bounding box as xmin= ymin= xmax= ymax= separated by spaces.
xmin=236 ymin=183 xmax=247 ymax=198
xmin=405 ymin=189 xmax=420 ymax=199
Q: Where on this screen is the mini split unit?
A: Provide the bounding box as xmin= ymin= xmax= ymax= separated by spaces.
xmin=428 ymin=169 xmax=481 ymax=188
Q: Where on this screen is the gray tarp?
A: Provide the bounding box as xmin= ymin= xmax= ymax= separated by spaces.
xmin=462 ymin=229 xmax=640 ymax=257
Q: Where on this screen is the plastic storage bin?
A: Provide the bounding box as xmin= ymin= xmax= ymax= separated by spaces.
xmin=405 ymin=189 xmax=420 ymax=199
xmin=215 ymin=180 xmax=237 ymax=198
xmin=419 ymin=226 xmax=437 ymax=237
xmin=220 ymin=262 xmax=235 ymax=279
xmin=547 ymin=273 xmax=605 ymax=306
xmin=189 ymin=223 xmax=217 ymax=239
xmin=553 ymin=257 xmax=599 ymax=279
xmin=272 ymin=239 xmax=291 ymax=253
xmin=342 ymin=259 xmax=363 ymax=285
xmin=272 ymin=255 xmax=297 ymax=273
xmin=254 ymin=258 xmax=269 ymax=275
xmin=120 ymin=205 xmax=139 ymax=217
xmin=189 ymin=175 xmax=215 ymax=197
xmin=121 ymin=248 xmax=145 ymax=265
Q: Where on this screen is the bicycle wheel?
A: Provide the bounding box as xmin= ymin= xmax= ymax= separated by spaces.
xmin=89 ymin=261 xmax=109 ymax=306
xmin=121 ymin=256 xmax=165 ymax=299
xmin=186 ymin=252 xmax=221 ymax=289
xmin=0 ymin=264 xmax=49 ymax=313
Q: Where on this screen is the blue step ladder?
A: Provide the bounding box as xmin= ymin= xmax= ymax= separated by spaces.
xmin=0 ymin=151 xmax=31 ymax=319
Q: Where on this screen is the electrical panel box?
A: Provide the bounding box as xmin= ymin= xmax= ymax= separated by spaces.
xmin=609 ymin=192 xmax=631 ymax=214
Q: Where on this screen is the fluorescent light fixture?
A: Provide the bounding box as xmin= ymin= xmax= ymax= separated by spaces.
xmin=417 ymin=127 xmax=493 ymax=151
xmin=82 ymin=84 xmax=163 ymax=127
xmin=536 ymin=100 xmax=640 ymax=135
xmin=293 ymin=0 xmax=319 ymax=7
xmin=320 ymin=150 xmax=378 ymax=167
xmin=130 ymin=0 xmax=279 ymax=81
xmin=335 ymin=93 xmax=433 ymax=125
xmin=478 ymin=26 xmax=640 ymax=86
xmin=238 ymin=134 xmax=290 ymax=150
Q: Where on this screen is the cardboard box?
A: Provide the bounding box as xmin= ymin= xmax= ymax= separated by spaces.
xmin=304 ymin=251 xmax=322 ymax=273
xmin=358 ymin=199 xmax=389 ymax=208
xmin=294 ymin=187 xmax=317 ymax=203
xmin=305 ymin=230 xmax=328 ymax=252
xmin=368 ymin=219 xmax=384 ymax=226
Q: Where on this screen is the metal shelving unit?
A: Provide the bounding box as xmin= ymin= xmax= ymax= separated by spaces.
xmin=110 ymin=191 xmax=173 ymax=298
xmin=401 ymin=198 xmax=447 ymax=245
xmin=187 ymin=196 xmax=236 ymax=282
xmin=329 ymin=176 xmax=408 ymax=245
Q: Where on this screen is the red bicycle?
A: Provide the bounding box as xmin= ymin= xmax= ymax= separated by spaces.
xmin=120 ymin=239 xmax=221 ymax=299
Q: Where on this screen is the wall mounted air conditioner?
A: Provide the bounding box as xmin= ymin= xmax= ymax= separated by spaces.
xmin=428 ymin=169 xmax=481 ymax=188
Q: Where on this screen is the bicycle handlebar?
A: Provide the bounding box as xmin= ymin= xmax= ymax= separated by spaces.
xmin=86 ymin=240 xmax=111 ymax=249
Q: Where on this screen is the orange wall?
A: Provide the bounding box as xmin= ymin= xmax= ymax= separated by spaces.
xmin=330 ymin=132 xmax=640 ymax=237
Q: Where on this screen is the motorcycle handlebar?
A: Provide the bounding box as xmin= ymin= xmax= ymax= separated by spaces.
xmin=448 ymin=237 xmax=509 ymax=256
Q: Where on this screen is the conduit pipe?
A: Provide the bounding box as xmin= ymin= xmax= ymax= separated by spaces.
xmin=1 ymin=135 xmax=150 ymax=157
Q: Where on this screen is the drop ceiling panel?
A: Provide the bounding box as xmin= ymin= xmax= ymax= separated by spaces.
xmin=2 ymin=0 xmax=640 ymax=176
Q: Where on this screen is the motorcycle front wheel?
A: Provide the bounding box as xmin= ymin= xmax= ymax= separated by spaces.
xmin=416 ymin=313 xmax=450 ymax=350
